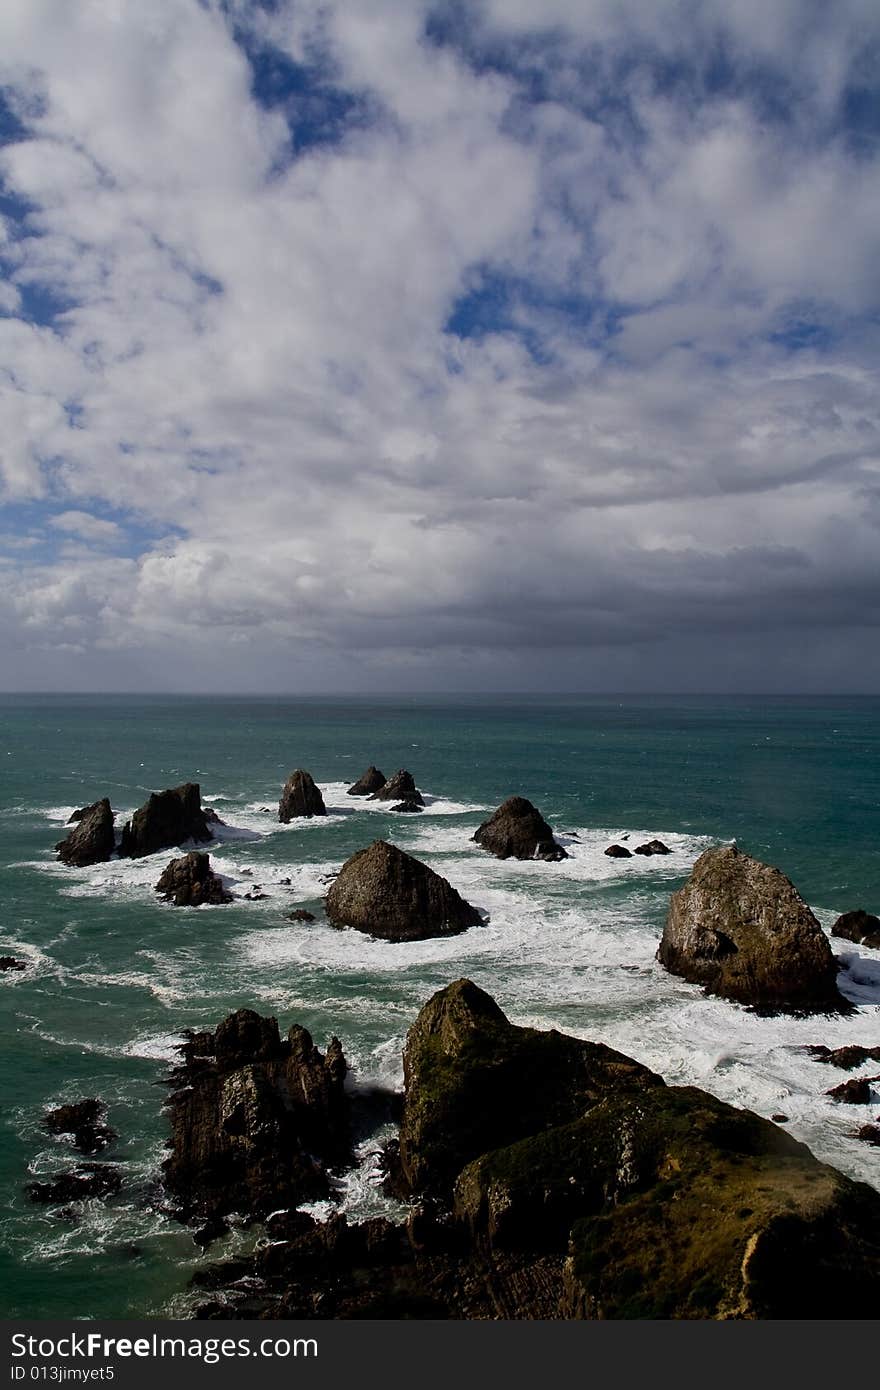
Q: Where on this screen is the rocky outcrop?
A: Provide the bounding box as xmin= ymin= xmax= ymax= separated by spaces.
xmin=155 ymin=852 xmax=233 ymax=907
xmin=56 ymin=798 xmax=115 ymax=867
xmin=163 ymin=1008 xmax=349 ymax=1226
xmin=807 ymin=1044 xmax=880 ymax=1070
xmin=826 ymin=1077 xmax=878 ymax=1104
xmin=370 ymin=770 xmax=424 ymax=806
xmin=393 ymin=979 xmax=662 ymax=1200
xmin=347 ymin=766 xmax=386 ymax=796
xmin=0 ymin=956 xmax=26 ymax=972
xmin=45 ymin=1099 xmax=116 ymax=1154
xmin=657 ymin=845 xmax=846 ymax=1013
xmin=832 ymin=909 xmax=880 ymax=950
xmin=605 ymin=844 xmax=631 ymax=858
xmin=389 ymin=800 xmax=423 ymax=813
xmin=120 ymin=784 xmax=212 ymax=858
xmin=196 ymin=981 xmax=880 ymax=1321
xmin=634 ymin=839 xmax=670 ymax=856
xmin=325 ymin=841 xmax=482 ymax=942
xmin=473 ymin=797 xmax=567 ymax=862
xmin=27 ymin=1164 xmax=122 ymax=1204
xmin=278 ymin=770 xmax=326 ymax=822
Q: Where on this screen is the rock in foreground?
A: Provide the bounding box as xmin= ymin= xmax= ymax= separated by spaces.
xmin=325 ymin=841 xmax=482 ymax=942
xmin=278 ymin=770 xmax=326 ymax=821
xmin=198 ymin=981 xmax=880 ymax=1320
xmin=473 ymin=797 xmax=567 ymax=862
xmin=347 ymin=766 xmax=386 ymax=796
xmin=163 ymin=1009 xmax=349 ymax=1226
xmin=120 ymin=784 xmax=212 ymax=858
xmin=658 ymin=845 xmax=846 ymax=1013
xmin=832 ymin=909 xmax=880 ymax=950
xmin=56 ymin=798 xmax=115 ymax=867
xmin=369 ymin=770 xmax=424 ymax=806
xmin=155 ymin=852 xmax=233 ymax=907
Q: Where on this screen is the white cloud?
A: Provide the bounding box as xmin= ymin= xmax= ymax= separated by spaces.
xmin=0 ymin=0 xmax=878 ymax=690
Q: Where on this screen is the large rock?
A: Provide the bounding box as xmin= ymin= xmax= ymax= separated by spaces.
xmin=155 ymin=852 xmax=233 ymax=907
xmin=278 ymin=770 xmax=326 ymax=821
xmin=369 ymin=770 xmax=424 ymax=806
xmin=120 ymin=784 xmax=212 ymax=858
xmin=56 ymin=798 xmax=115 ymax=867
xmin=473 ymin=797 xmax=568 ymax=862
xmin=163 ymin=1008 xmax=349 ymax=1225
xmin=394 ymin=979 xmax=661 ymax=1199
xmin=325 ymin=841 xmax=482 ymax=942
xmin=832 ymin=909 xmax=880 ymax=950
xmin=347 ymin=766 xmax=386 ymax=796
xmin=657 ymin=845 xmax=845 ymax=1013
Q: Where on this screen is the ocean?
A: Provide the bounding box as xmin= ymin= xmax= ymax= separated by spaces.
xmin=1 ymin=692 xmax=878 ymax=1318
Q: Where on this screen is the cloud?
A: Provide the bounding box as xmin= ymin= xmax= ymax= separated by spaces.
xmin=0 ymin=0 xmax=878 ymax=691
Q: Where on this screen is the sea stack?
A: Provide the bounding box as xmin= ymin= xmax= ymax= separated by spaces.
xmin=278 ymin=770 xmax=326 ymax=821
xmin=120 ymin=783 xmax=212 ymax=858
xmin=347 ymin=766 xmax=386 ymax=796
xmin=325 ymin=840 xmax=482 ymax=941
xmin=155 ymin=852 xmax=233 ymax=906
xmin=369 ymin=770 xmax=424 ymax=806
xmin=658 ymin=845 xmax=846 ymax=1013
xmin=56 ymin=798 xmax=115 ymax=867
xmin=473 ymin=796 xmax=568 ymax=862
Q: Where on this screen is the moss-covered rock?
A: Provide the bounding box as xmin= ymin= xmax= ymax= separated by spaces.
xmin=396 ymin=979 xmax=662 ymax=1198
xmin=658 ymin=845 xmax=845 ymax=1013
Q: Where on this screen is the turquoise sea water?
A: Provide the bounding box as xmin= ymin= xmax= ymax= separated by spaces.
xmin=1 ymin=693 xmax=879 ymax=1318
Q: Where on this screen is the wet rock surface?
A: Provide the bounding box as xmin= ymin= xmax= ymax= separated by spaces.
xmin=191 ymin=981 xmax=880 ymax=1320
xmin=832 ymin=909 xmax=880 ymax=950
xmin=658 ymin=845 xmax=846 ymax=1013
xmin=27 ymin=1164 xmax=122 ymax=1205
xmin=826 ymin=1077 xmax=879 ymax=1104
xmin=634 ymin=839 xmax=671 ymax=856
xmin=45 ymin=1099 xmax=116 ymax=1154
xmin=278 ymin=769 xmax=326 ymax=821
xmin=0 ymin=956 xmax=26 ymax=972
xmin=347 ymin=766 xmax=386 ymax=796
xmin=325 ymin=840 xmax=482 ymax=942
xmin=369 ymin=769 xmax=424 ymax=806
xmin=56 ymin=798 xmax=115 ymax=867
xmin=473 ymin=796 xmax=568 ymax=862
xmin=605 ymin=843 xmax=632 ymax=858
xmin=163 ymin=1008 xmax=350 ymax=1227
xmin=807 ymin=1044 xmax=880 ymax=1070
xmin=155 ymin=852 xmax=233 ymax=907
xmin=120 ymin=784 xmax=212 ymax=858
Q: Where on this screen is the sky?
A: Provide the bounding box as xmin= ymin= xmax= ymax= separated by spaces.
xmin=1 ymin=0 xmax=879 ymax=694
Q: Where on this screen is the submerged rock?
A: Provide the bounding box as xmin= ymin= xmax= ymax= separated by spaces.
xmin=347 ymin=766 xmax=386 ymax=796
xmin=278 ymin=770 xmax=326 ymax=822
xmin=473 ymin=797 xmax=568 ymax=862
xmin=44 ymin=1099 xmax=116 ymax=1154
xmin=832 ymin=909 xmax=880 ymax=950
xmin=120 ymin=784 xmax=212 ymax=858
xmin=604 ymin=844 xmax=632 ymax=858
xmin=657 ymin=845 xmax=846 ymax=1014
xmin=325 ymin=840 xmax=482 ymax=942
xmin=389 ymin=799 xmax=423 ymax=813
xmin=369 ymin=770 xmax=424 ymax=806
xmin=287 ymin=909 xmax=315 ymax=923
xmin=155 ymin=852 xmax=233 ymax=907
xmin=56 ymin=798 xmax=115 ymax=867
xmin=634 ymin=839 xmax=671 ymax=856
xmin=0 ymin=956 xmax=26 ymax=972
xmin=27 ymin=1164 xmax=122 ymax=1205
xmin=163 ymin=1008 xmax=349 ymax=1226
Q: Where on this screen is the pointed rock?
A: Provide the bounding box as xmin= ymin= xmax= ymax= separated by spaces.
xmin=658 ymin=845 xmax=846 ymax=1013
xmin=278 ymin=769 xmax=326 ymax=821
xmin=473 ymin=796 xmax=568 ymax=862
xmin=369 ymin=769 xmax=424 ymax=806
xmin=325 ymin=840 xmax=481 ymax=942
xmin=120 ymin=784 xmax=212 ymax=858
xmin=347 ymin=765 xmax=386 ymax=796
xmin=56 ymin=798 xmax=115 ymax=867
